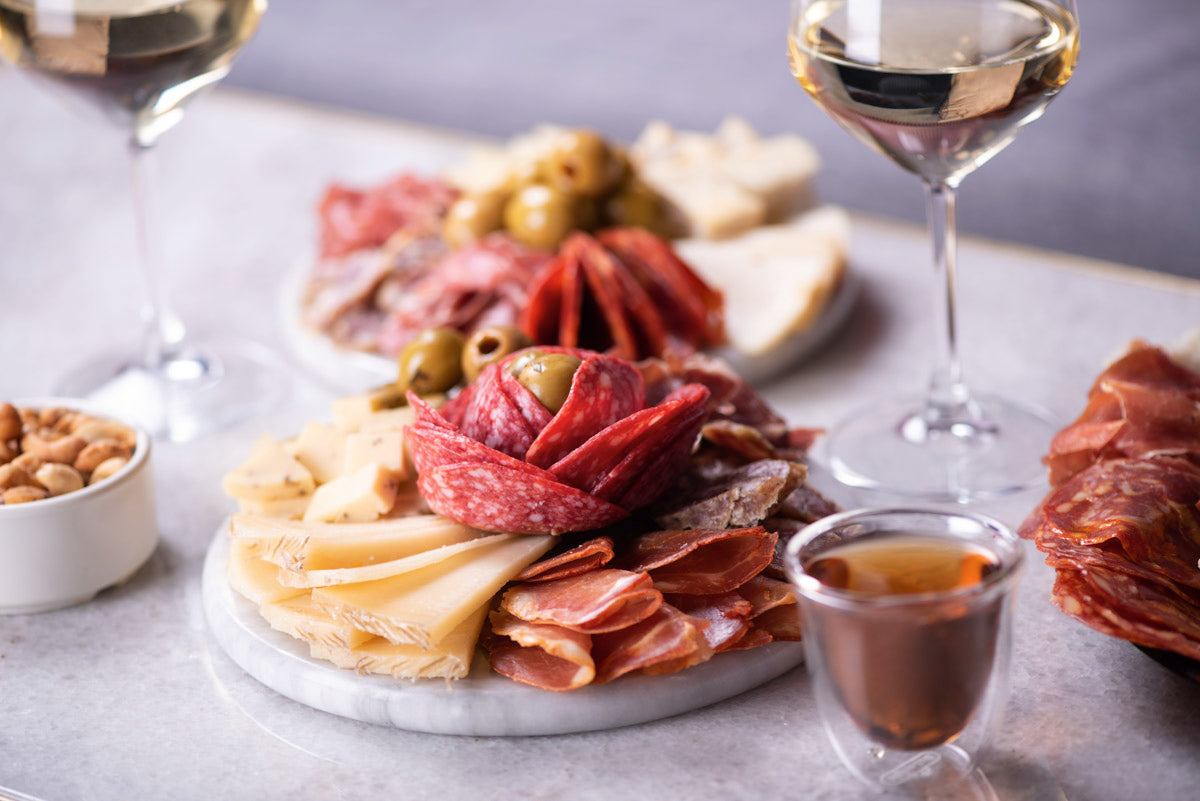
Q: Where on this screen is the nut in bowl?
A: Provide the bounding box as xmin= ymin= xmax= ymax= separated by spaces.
xmin=0 ymin=399 xmax=157 ymax=614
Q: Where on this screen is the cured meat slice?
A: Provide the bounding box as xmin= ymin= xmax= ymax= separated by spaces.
xmin=607 ymin=247 xmax=668 ymax=360
xmin=485 ymin=610 xmax=596 ymax=692
xmin=654 ymin=459 xmax=805 ymax=531
xmin=579 ymin=235 xmax=640 ymax=360
xmin=417 ymin=462 xmax=628 ymax=535
xmin=548 ymin=403 xmax=684 ymax=493
xmin=592 ymin=603 xmax=713 ymax=683
xmin=514 ymin=536 xmax=615 ymax=582
xmin=500 ymin=569 xmax=662 ymax=633
xmin=665 ymin=592 xmax=754 ymax=652
xmin=524 ymin=353 xmax=645 ymax=469
xmin=699 ymin=420 xmax=779 ymax=462
xmin=737 ymin=575 xmax=803 ymax=643
xmin=455 ymin=365 xmax=537 ymax=460
xmin=317 ymin=174 xmax=457 ymax=259
xmin=617 ymin=527 xmax=778 ymax=595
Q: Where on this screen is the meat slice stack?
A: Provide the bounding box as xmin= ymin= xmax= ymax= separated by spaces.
xmin=1020 ymin=341 xmax=1200 ymax=661
xmin=483 ymin=527 xmax=800 ymax=691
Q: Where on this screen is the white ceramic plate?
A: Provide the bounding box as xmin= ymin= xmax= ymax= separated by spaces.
xmin=202 ymin=527 xmax=804 ymax=736
xmin=279 ymin=256 xmax=859 ymax=394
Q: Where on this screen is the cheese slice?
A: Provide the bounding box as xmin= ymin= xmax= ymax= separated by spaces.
xmin=289 ymin=421 xmax=347 ymax=485
xmin=235 ymin=495 xmax=310 ymax=520
xmin=302 ymin=462 xmax=400 ymax=523
xmin=359 ymin=406 xmax=416 ymax=434
xmin=228 ymin=513 xmax=482 ymax=572
xmin=226 ymin=539 xmax=306 ymax=605
xmin=275 ymin=532 xmax=512 ymax=588
xmin=313 ymin=534 xmax=554 ymax=649
xmin=221 ymin=433 xmax=315 ymax=503
xmin=310 ymin=603 xmax=488 ymax=680
xmin=259 ymin=593 xmax=375 ymax=652
xmin=342 ymin=429 xmax=408 ymax=479
xmin=331 ymin=384 xmax=407 ymax=432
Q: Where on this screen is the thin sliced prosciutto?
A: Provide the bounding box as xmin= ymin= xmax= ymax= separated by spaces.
xmin=616 ymin=527 xmax=778 ymax=595
xmin=499 ymin=569 xmax=662 ymax=634
xmin=485 ymin=610 xmax=596 ymax=692
xmin=513 ymin=536 xmax=615 ymax=583
xmin=591 ymin=604 xmax=713 ymax=683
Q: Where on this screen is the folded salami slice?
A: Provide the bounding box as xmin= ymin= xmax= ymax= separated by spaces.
xmin=417 ymin=462 xmax=627 ymax=535
xmin=513 ymin=536 xmax=615 ymax=583
xmin=591 ymin=603 xmax=713 ymax=683
xmin=524 ymin=353 xmax=645 ymax=469
xmin=495 ymin=366 xmax=555 ymax=437
xmin=617 ymin=527 xmax=778 ymax=595
xmin=485 ymin=610 xmax=596 ymax=692
xmin=499 ymin=569 xmax=662 ymax=633
xmin=456 ymin=365 xmax=537 ymax=459
xmin=580 ymin=236 xmax=640 ymax=360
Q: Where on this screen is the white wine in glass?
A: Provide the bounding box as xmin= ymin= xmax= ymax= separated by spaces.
xmin=0 ymin=0 xmax=282 ymax=441
xmin=789 ymin=0 xmax=1079 ymax=501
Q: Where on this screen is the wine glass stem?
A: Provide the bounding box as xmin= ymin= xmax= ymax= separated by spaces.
xmin=129 ymin=138 xmax=186 ymax=370
xmin=921 ymin=180 xmax=980 ymax=431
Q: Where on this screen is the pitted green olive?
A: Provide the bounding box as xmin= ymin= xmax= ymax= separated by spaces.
xmin=505 ymin=348 xmax=548 ymax=379
xmin=503 ymin=183 xmax=576 ymax=249
xmin=461 ymin=325 xmax=533 ymax=383
xmin=442 ymin=192 xmax=506 ymax=248
xmin=544 ymin=129 xmax=611 ymax=197
xmin=397 ymin=327 xmax=465 ymax=394
xmin=603 ymin=178 xmax=664 ymax=232
xmin=516 ymin=353 xmax=583 ymax=414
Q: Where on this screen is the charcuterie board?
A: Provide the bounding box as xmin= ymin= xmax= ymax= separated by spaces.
xmin=201 ymin=528 xmax=805 ymax=736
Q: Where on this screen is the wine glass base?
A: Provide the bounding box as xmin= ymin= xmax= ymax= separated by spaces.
xmin=824 ymin=393 xmax=1058 ymax=503
xmin=54 ymin=338 xmax=289 ymax=442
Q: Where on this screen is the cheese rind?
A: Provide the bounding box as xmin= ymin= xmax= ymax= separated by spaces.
xmin=259 ymin=593 xmax=375 ymax=652
xmin=226 ymin=539 xmax=306 ymax=605
xmin=313 ymin=534 xmax=554 ymax=649
xmin=301 ymin=462 xmax=400 ymax=523
xmin=221 ymin=433 xmax=315 ymax=502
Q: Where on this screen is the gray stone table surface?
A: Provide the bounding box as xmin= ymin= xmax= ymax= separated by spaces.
xmin=2 ymin=74 xmax=1200 ymax=801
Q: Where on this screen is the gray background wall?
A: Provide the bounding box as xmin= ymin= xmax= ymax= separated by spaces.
xmin=224 ymin=0 xmax=1200 ymax=279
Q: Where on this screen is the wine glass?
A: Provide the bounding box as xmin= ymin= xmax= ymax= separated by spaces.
xmin=788 ymin=0 xmax=1079 ymax=502
xmin=0 ymin=0 xmax=282 ymax=441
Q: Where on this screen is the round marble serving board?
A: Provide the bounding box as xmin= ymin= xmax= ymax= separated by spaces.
xmin=201 ymin=528 xmax=805 ymax=736
xmin=280 ymin=255 xmax=859 ymax=395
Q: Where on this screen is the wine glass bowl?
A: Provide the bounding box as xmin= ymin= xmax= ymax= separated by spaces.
xmin=788 ymin=0 xmax=1079 ymax=501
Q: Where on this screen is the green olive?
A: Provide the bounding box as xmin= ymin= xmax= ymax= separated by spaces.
xmin=603 ymin=178 xmax=664 ymax=232
xmin=397 ymin=327 xmax=465 ymax=394
xmin=544 ymin=129 xmax=611 ymax=197
xmin=505 ymin=348 xmax=547 ymax=378
xmin=461 ymin=325 xmax=533 ymax=383
xmin=516 ymin=353 xmax=583 ymax=414
xmin=442 ymin=192 xmax=506 ymax=248
xmin=502 ymin=183 xmax=577 ymax=249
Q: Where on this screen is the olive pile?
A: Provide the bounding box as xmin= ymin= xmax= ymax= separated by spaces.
xmin=396 ymin=326 xmax=581 ymax=414
xmin=443 ymin=129 xmax=664 ymax=251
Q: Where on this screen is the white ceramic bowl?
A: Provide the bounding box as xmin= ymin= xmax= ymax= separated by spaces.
xmin=0 ymin=398 xmax=158 ymax=614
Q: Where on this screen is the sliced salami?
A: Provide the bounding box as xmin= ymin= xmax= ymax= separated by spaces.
xmin=513 ymin=536 xmax=615 ymax=583
xmin=456 ymin=364 xmax=537 ymax=459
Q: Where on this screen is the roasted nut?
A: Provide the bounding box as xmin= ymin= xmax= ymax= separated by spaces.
xmin=51 ymin=410 xmax=86 ymax=434
xmin=0 ymin=403 xmax=20 ymax=442
xmin=89 ymin=456 xmax=129 ymax=484
xmin=11 ymin=451 xmax=44 ymax=474
xmin=74 ymin=438 xmax=133 ymax=473
xmin=18 ymin=408 xmax=38 ymax=429
xmin=3 ymin=485 xmax=48 ymax=504
xmin=35 ymin=462 xmax=85 ymax=496
xmin=72 ymin=418 xmax=137 ymax=447
xmin=0 ymin=464 xmax=37 ymax=491
xmin=0 ymin=440 xmax=17 ymax=465
xmin=21 ymin=429 xmax=87 ymax=465
xmin=38 ymin=407 xmax=69 ymax=428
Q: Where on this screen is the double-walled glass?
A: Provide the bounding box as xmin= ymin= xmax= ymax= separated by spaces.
xmin=785 ymin=507 xmax=1023 ymax=792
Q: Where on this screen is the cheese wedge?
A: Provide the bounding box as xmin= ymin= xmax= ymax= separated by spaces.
xmin=275 ymin=532 xmax=512 ymax=588
xmin=313 ymin=534 xmax=554 ymax=649
xmin=226 ymin=539 xmax=306 ymax=605
xmin=235 ymin=495 xmax=311 ymax=520
xmin=289 ymin=421 xmax=347 ymax=485
xmin=343 ymin=429 xmax=408 ymax=478
xmin=359 ymin=406 xmax=416 ymax=434
xmin=331 ymin=384 xmax=407 ymax=432
xmin=228 ymin=513 xmax=482 ymax=572
xmin=221 ymin=433 xmax=315 ymax=503
xmin=302 ymin=462 xmax=400 ymax=523
xmin=310 ymin=603 xmax=488 ymax=680
xmin=259 ymin=593 xmax=375 ymax=652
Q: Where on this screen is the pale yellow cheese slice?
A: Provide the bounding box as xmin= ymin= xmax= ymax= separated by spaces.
xmin=235 ymin=495 xmax=311 ymax=520
xmin=259 ymin=593 xmax=375 ymax=652
xmin=226 ymin=539 xmax=306 ymax=605
xmin=228 ymin=513 xmax=482 ymax=572
xmin=342 ymin=429 xmax=408 ymax=479
xmin=310 ymin=604 xmax=488 ymax=680
xmin=330 ymin=384 xmax=406 ymax=432
xmin=359 ymin=406 xmax=416 ymax=434
xmin=302 ymin=462 xmax=400 ymax=523
xmin=313 ymin=534 xmax=554 ymax=649
xmin=288 ymin=421 xmax=347 ymax=485
xmin=221 ymin=433 xmax=315 ymax=503
xmin=275 ymin=532 xmax=512 ymax=588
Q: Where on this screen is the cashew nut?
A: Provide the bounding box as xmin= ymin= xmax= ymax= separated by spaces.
xmin=0 ymin=464 xmax=37 ymax=491
xmin=37 ymin=407 xmax=70 ymax=428
xmin=74 ymin=439 xmax=133 ymax=474
xmin=35 ymin=462 xmax=85 ymax=496
xmin=0 ymin=440 xmax=16 ymax=466
xmin=3 ymin=485 xmax=48 ymax=504
xmin=89 ymin=456 xmax=129 ymax=484
xmin=11 ymin=451 xmax=44 ymax=474
xmin=21 ymin=429 xmax=87 ymax=465
xmin=71 ymin=418 xmax=137 ymax=447
xmin=0 ymin=403 xmax=20 ymax=442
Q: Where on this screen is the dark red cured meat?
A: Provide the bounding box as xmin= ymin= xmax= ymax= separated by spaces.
xmin=558 ymin=249 xmax=584 ymax=348
xmin=617 ymin=527 xmax=778 ymax=595
xmin=417 ymin=461 xmax=627 ymax=535
xmin=579 ymin=236 xmax=639 ymax=360
xmin=524 ymin=353 xmax=645 ymax=469
xmin=514 ymin=536 xmax=615 ymax=583
xmin=455 ymin=365 xmax=537 ymax=460
xmin=500 ymin=569 xmax=662 ymax=633
xmin=318 ymin=174 xmax=457 ymax=259
xmin=738 ymin=575 xmax=803 ymax=643
xmin=665 ymin=592 xmax=754 ymax=652
xmin=591 ymin=603 xmax=713 ymax=683
xmin=604 ymin=390 xmax=710 ymax=511
xmin=495 ymin=366 xmax=555 ymax=437
xmin=484 ymin=611 xmax=595 ymax=692
xmin=607 ymin=247 xmax=668 ymax=360
xmin=521 ymin=254 xmax=567 ymax=347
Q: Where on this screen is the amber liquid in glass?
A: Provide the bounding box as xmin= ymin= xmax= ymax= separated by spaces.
xmin=806 ymin=534 xmax=1002 ymax=750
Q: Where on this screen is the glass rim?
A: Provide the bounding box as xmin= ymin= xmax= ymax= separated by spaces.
xmin=783 ymin=506 xmax=1025 ymax=610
